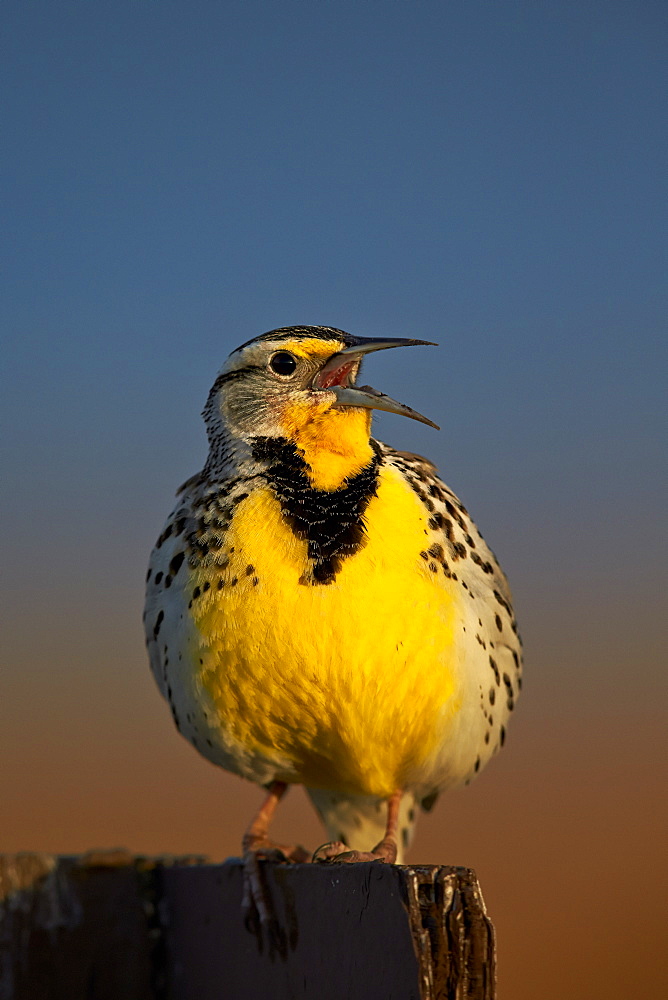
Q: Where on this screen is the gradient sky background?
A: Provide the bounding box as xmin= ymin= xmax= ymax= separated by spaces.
xmin=1 ymin=3 xmax=666 ymax=997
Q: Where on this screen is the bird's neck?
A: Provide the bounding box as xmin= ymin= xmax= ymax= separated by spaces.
xmin=202 ymin=424 xmax=253 ymax=482
xmin=203 ymin=409 xmax=375 ymax=492
xmin=276 ymin=405 xmax=374 ymax=490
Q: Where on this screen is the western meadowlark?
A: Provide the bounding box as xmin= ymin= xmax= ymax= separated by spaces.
xmin=144 ymin=325 xmax=521 ymax=884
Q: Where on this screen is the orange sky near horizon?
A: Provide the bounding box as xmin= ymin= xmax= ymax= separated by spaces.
xmin=2 ymin=6 xmax=667 ymax=998
xmin=2 ymin=609 xmax=665 ymax=1000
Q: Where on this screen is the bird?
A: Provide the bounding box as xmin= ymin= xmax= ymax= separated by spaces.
xmin=144 ymin=325 xmax=521 ymax=904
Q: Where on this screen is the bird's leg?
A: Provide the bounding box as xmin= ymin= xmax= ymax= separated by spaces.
xmin=312 ymin=790 xmax=402 ymax=864
xmin=242 ymin=780 xmax=311 ymax=862
xmin=241 ymin=781 xmax=310 ymax=948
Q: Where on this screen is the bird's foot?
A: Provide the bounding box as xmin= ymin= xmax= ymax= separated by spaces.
xmin=312 ymin=834 xmax=397 ymax=865
xmin=311 ymin=790 xmax=403 ymax=864
xmin=241 ymin=839 xmax=311 ymax=955
xmin=240 ymin=781 xmax=311 ymax=954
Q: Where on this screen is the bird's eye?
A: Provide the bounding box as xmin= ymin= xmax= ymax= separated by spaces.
xmin=269 ymin=352 xmax=297 ymax=376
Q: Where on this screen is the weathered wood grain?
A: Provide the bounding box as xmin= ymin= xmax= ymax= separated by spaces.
xmin=0 ymin=853 xmax=495 ymax=999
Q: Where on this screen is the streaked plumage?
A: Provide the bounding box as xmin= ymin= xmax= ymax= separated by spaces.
xmin=144 ymin=326 xmax=521 ymax=861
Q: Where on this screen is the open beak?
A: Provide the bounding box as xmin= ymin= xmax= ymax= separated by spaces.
xmin=313 ymin=336 xmax=440 ymax=430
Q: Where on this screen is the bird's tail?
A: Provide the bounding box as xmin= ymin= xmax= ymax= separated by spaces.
xmin=306 ymin=788 xmax=418 ymax=864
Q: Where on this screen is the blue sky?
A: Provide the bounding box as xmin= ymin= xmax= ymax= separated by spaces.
xmin=2 ymin=7 xmax=666 ymax=993
xmin=3 ymin=1 xmax=666 ymax=720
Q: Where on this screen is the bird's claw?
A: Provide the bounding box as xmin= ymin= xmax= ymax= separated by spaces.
xmin=241 ymin=841 xmax=309 ymax=956
xmin=312 ymin=836 xmax=398 ymax=864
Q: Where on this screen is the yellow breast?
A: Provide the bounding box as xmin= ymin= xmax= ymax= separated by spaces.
xmin=189 ymin=465 xmax=461 ymax=797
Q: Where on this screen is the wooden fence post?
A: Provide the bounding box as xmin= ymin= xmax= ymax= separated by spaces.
xmin=0 ymin=852 xmax=495 ymax=999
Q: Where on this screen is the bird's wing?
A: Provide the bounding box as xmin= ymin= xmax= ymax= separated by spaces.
xmin=377 ymin=442 xmax=520 ymax=629
xmin=377 ymin=442 xmax=523 ymax=807
xmin=143 ymin=471 xmax=259 ymax=699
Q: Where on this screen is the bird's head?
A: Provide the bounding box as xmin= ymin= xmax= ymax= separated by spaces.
xmin=203 ymin=325 xmax=438 ymax=488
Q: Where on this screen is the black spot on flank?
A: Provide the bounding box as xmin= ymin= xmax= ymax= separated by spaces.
xmin=474 ymin=757 xmax=480 ymax=772
xmin=485 ymin=732 xmax=490 ymax=744
xmin=408 ymin=481 xmax=426 ymax=502
xmin=408 ymin=808 xmax=415 ymax=823
xmin=154 ymin=572 xmax=163 ymax=585
xmin=169 ymin=552 xmax=185 ymax=576
xmin=493 ymin=589 xmax=511 ymax=613
xmin=203 ymin=581 xmax=210 ymax=592
xmin=157 ymin=523 xmax=173 ymax=548
xmin=512 ymin=650 xmax=520 ymax=669
xmin=230 ymin=577 xmax=238 ymax=586
xmin=421 ymin=791 xmax=438 ymax=812
xmin=495 ymin=614 xmax=503 ymax=631
xmin=500 ymin=726 xmax=506 ymax=746
xmin=192 ymin=586 xmax=201 ymax=600
xmin=217 ymin=579 xmax=224 ymax=589
xmin=164 ymin=575 xmax=172 ymax=588
xmin=465 ymin=534 xmax=476 ymax=548
xmin=245 ymin=564 xmax=255 ymax=575
xmin=489 ymin=656 xmax=500 ymax=684
xmin=489 ymin=688 xmax=496 ymax=705
xmin=429 ymin=512 xmax=445 ymax=530
xmin=445 ymin=499 xmax=465 ymax=528
xmin=152 ymin=610 xmax=164 ymax=639
xmin=146 ymin=568 xmax=152 ymax=582
xmin=429 ymin=562 xmax=438 ymax=573
xmin=419 ymin=550 xmax=429 ymax=560
xmin=452 ymin=541 xmax=467 ymax=559
xmin=402 ymin=828 xmax=410 ymax=849
xmin=252 ymin=577 xmax=259 ymax=586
